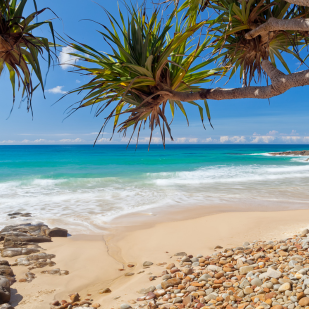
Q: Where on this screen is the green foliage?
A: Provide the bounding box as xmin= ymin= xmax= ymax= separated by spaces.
xmin=0 ymin=0 xmax=56 ymax=110
xmin=65 ymin=6 xmax=223 ymax=147
xmin=208 ymin=0 xmax=308 ymax=85
xmin=176 ymin=0 xmax=309 ymax=85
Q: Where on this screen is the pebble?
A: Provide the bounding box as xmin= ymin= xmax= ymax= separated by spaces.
xmin=143 ymin=261 xmax=153 ymax=267
xmin=120 ymin=227 xmax=309 ymax=309
xmin=120 ymin=304 xmax=132 ymax=309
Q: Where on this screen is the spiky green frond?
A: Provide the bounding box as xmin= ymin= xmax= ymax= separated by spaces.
xmin=0 ymin=0 xmax=57 ymax=110
xmin=64 ymin=6 xmax=223 ymax=148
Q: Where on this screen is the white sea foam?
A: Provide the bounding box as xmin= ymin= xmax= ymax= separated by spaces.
xmin=1 ymin=160 xmax=309 ymax=233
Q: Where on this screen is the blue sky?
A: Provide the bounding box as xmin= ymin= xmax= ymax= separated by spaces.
xmin=0 ymin=0 xmax=309 ymax=145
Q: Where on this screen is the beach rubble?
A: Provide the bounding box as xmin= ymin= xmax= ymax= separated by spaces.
xmin=119 ymin=228 xmax=309 ymax=309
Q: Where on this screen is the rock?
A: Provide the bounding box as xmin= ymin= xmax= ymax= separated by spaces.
xmin=161 ymin=278 xmax=181 ymax=289
xmin=0 ymin=304 xmax=14 ymax=309
xmin=215 ymin=246 xmax=223 ymax=249
xmin=239 ymin=265 xmax=254 ymax=275
xmin=100 ymin=288 xmax=112 ymax=294
xmin=47 ymin=227 xmax=68 ymax=237
xmin=52 ymin=300 xmax=60 ymax=306
xmin=174 ymin=252 xmax=187 ymax=256
xmin=19 ymin=278 xmax=27 ymax=282
xmin=41 ymin=268 xmax=60 ymax=275
xmin=120 ymin=304 xmax=132 ymax=309
xmin=143 ymin=261 xmax=153 ymax=267
xmin=270 ymin=150 xmax=309 ymax=156
xmin=1 ymin=248 xmax=40 ymax=257
xmin=4 ymin=235 xmax=51 ymax=246
xmin=92 ymin=304 xmax=101 ymax=308
xmin=0 ymin=277 xmax=10 ymax=304
xmin=299 ymin=297 xmax=309 ymax=307
xmin=154 ymin=289 xmax=166 ymax=297
xmin=0 ymin=266 xmax=13 ymax=277
xmin=0 ymin=262 xmax=9 ymax=267
xmin=271 ymin=306 xmax=283 ymax=309
xmin=183 ymin=295 xmax=192 ymax=306
xmin=173 ymin=297 xmax=182 ymax=304
xmin=260 ymin=268 xmax=282 ymax=279
xmin=278 ymin=282 xmax=291 ymax=292
xmin=207 ymin=265 xmax=222 ymax=272
xmin=70 ymin=293 xmax=80 ymax=302
xmin=251 ymin=278 xmax=263 ymax=286
xmin=125 ymin=273 xmax=134 ymax=276
xmin=244 ymin=286 xmax=253 ymax=294
xmin=137 ymin=286 xmax=156 ymax=294
xmin=145 ymin=292 xmax=156 ymax=300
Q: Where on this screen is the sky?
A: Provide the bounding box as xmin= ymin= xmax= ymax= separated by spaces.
xmin=0 ymin=0 xmax=309 ymax=145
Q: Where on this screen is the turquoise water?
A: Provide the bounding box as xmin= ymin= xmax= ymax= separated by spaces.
xmin=0 ymin=144 xmax=309 ymax=232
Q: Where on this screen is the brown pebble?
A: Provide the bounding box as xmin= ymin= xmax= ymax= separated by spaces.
xmin=92 ymin=304 xmax=101 ymax=308
xmin=69 ymin=293 xmax=80 ymax=302
xmin=299 ymin=297 xmax=309 ymax=307
xmin=100 ymin=288 xmax=112 ymax=294
xmin=51 ymin=300 xmax=60 ymax=306
xmin=19 ymin=278 xmax=27 ymax=282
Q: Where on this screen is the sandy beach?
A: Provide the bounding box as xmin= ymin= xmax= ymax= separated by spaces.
xmin=5 ymin=207 xmax=309 ymax=308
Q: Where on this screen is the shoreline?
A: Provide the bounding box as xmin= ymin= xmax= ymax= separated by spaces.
xmin=5 ymin=207 xmax=309 ymax=308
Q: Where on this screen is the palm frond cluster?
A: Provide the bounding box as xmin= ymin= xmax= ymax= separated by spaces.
xmin=66 ymin=8 xmax=222 ymax=147
xmin=206 ymin=0 xmax=309 ymax=85
xmin=0 ymin=0 xmax=56 ymax=109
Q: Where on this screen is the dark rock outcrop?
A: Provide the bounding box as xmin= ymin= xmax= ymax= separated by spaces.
xmin=270 ymin=150 xmax=309 ymax=156
xmin=0 ymin=277 xmax=11 ymax=304
xmin=46 ymin=227 xmax=68 ymax=238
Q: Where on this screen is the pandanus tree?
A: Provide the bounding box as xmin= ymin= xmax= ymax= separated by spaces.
xmin=63 ymin=7 xmax=223 ymax=146
xmin=62 ymin=0 xmax=309 ymax=146
xmin=0 ymin=0 xmax=56 ymax=110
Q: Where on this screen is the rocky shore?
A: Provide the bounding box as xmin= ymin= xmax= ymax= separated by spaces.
xmin=269 ymin=151 xmax=309 ymax=157
xmin=115 ymin=228 xmax=309 ymax=309
xmin=0 ymin=214 xmax=101 ymax=309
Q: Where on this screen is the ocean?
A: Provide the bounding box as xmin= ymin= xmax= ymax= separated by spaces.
xmin=0 ymin=144 xmax=308 ymax=233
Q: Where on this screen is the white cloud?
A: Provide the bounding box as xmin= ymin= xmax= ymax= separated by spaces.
xmin=59 ymin=46 xmax=79 ymax=70
xmin=97 ymin=138 xmax=109 ymax=143
xmin=0 ymin=140 xmax=15 ymax=144
xmin=59 ymin=138 xmax=82 ymax=143
xmin=230 ymin=136 xmax=246 ymax=143
xmin=46 ymin=86 xmax=67 ymax=94
xmin=220 ymin=136 xmax=246 ymax=143
xmin=303 ymin=137 xmax=309 ymax=142
xmin=175 ymin=137 xmax=187 ymax=143
xmin=204 ymin=137 xmax=213 ymax=143
xmin=189 ymin=138 xmax=198 ymax=143
xmin=267 ymin=130 xmax=278 ymax=136
xmin=34 ymin=139 xmax=46 ymax=143
xmin=251 ymin=136 xmax=275 ymax=143
xmin=290 ymin=130 xmax=298 ymax=135
xmin=76 ymin=80 xmax=81 ymax=83
xmin=280 ymin=136 xmax=301 ymax=143
xmin=220 ymin=136 xmax=229 ymax=143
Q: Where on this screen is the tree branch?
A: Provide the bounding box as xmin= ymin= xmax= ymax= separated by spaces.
xmin=284 ymin=0 xmax=309 ymax=6
xmin=161 ymin=60 xmax=309 ymax=101
xmin=245 ymin=17 xmax=309 ymax=39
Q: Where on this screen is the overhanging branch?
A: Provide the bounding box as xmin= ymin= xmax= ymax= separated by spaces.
xmin=246 ymin=17 xmax=309 ymax=39
xmin=160 ymin=61 xmax=309 ymax=101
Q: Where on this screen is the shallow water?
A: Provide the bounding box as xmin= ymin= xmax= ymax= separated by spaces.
xmin=0 ymin=144 xmax=308 ymax=233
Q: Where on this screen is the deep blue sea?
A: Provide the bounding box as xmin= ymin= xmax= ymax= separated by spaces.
xmin=0 ymin=144 xmax=308 ymax=233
